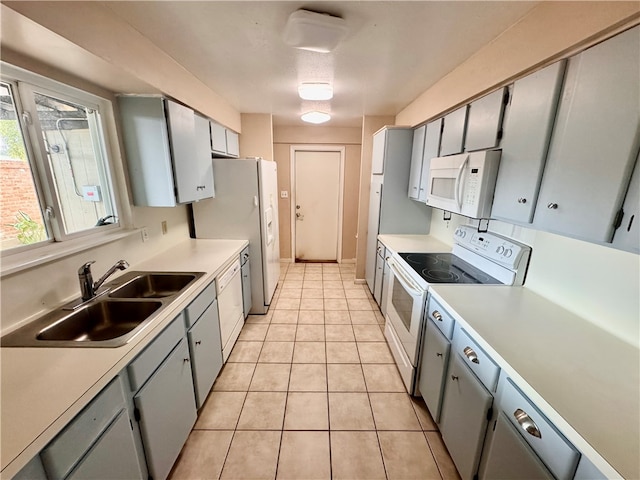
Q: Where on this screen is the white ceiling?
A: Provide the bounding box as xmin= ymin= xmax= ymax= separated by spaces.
xmin=4 ymin=1 xmax=539 ymax=127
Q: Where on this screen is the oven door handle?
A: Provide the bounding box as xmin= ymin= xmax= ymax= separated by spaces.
xmin=454 ymin=154 xmax=469 ymax=210
xmin=389 ymin=260 xmax=423 ymax=297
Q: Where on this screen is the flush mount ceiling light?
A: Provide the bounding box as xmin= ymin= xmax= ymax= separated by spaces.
xmin=298 ymin=82 xmax=334 ymax=101
xmin=301 ymin=111 xmax=331 ymax=124
xmin=283 ymin=9 xmax=348 ymax=53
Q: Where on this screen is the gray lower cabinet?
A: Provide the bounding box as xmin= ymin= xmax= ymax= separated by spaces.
xmin=439 ymin=353 xmax=494 ymax=480
xmin=418 ymin=319 xmax=451 ymax=423
xmin=187 ymin=299 xmax=223 ymax=408
xmin=134 ymin=338 xmax=197 ymax=480
xmin=373 ymin=243 xmax=385 ymax=305
xmin=380 ymin=252 xmax=391 ymax=317
xmin=241 ymin=247 xmax=252 ymax=318
xmin=39 ymin=376 xmax=145 ymax=480
xmin=479 ymin=413 xmax=554 ymax=480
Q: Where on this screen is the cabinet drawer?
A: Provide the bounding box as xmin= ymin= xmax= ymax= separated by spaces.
xmin=426 ymin=298 xmax=455 ymax=339
xmin=500 ymin=379 xmax=580 ymax=480
xmin=41 ymin=378 xmax=126 ymax=479
xmin=184 ymin=281 xmax=217 ymax=328
xmin=453 ymin=326 xmax=499 ymax=391
xmin=127 ymin=314 xmax=185 ymax=391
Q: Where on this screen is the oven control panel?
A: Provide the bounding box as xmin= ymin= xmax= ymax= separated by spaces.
xmin=454 ymin=226 xmax=528 ymax=268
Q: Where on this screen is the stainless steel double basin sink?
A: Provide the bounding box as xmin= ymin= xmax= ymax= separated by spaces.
xmin=1 ymin=271 xmax=204 ymax=348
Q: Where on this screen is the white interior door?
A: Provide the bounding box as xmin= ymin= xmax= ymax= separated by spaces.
xmin=294 ymin=150 xmax=342 ymax=261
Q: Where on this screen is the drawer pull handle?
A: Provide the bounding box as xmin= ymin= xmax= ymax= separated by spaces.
xmin=463 ymin=346 xmax=480 ymax=364
xmin=432 ymin=310 xmax=443 ymax=321
xmin=451 ymin=375 xmax=459 ymax=381
xmin=514 ymin=408 xmax=542 ymax=439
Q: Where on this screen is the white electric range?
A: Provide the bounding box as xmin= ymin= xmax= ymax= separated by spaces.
xmin=384 ymin=225 xmax=532 ymax=394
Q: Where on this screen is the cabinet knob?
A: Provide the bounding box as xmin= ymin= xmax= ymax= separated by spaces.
xmin=183 ymin=358 xmax=190 ymax=363
xmin=436 ymin=352 xmax=443 ymax=358
xmin=463 ymin=346 xmax=480 ymax=364
xmin=432 ymin=310 xmax=443 ymax=321
xmin=451 ymin=375 xmax=459 ymax=381
xmin=195 ymin=340 xmax=202 ymax=346
xmin=517 ymin=197 xmax=527 ymax=204
xmin=514 ymin=408 xmax=542 ymax=439
xmin=547 ymin=203 xmax=558 ymax=210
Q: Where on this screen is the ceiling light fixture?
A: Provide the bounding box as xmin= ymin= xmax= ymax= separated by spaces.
xmin=301 ymin=111 xmax=331 ymax=124
xmin=283 ymin=9 xmax=348 ymax=53
xmin=298 ymin=82 xmax=334 ymax=101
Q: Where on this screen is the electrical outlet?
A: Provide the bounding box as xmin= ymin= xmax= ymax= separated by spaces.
xmin=141 ymin=227 xmax=149 ymax=242
xmin=161 ymin=221 xmax=168 ymax=235
xmin=280 ymin=191 xmax=288 ymax=198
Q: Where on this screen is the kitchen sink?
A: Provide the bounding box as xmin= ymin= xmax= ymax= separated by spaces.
xmin=1 ymin=270 xmax=205 ymax=348
xmin=109 ymin=273 xmax=198 ymax=299
xmin=36 ymin=300 xmax=162 ymax=342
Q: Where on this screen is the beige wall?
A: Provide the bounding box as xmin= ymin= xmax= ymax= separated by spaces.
xmin=355 ymin=116 xmax=395 ymax=279
xmin=397 ymin=2 xmax=640 ymax=126
xmin=239 ymin=114 xmax=273 ymax=160
xmin=3 ymin=2 xmax=241 ymax=132
xmin=273 ymin=126 xmax=362 ymax=262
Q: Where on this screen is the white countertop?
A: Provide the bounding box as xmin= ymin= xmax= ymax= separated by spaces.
xmin=377 ymin=234 xmax=451 ymax=254
xmin=429 ymin=285 xmax=639 ymax=480
xmin=0 ymin=239 xmax=248 ymax=478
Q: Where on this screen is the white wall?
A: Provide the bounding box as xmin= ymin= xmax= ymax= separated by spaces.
xmin=428 ymin=213 xmax=640 ymax=347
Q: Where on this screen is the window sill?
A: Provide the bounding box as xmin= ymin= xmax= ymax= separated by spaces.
xmin=0 ymin=229 xmax=141 ymax=278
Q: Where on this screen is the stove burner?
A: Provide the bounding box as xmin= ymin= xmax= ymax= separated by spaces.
xmin=423 ymin=269 xmax=460 ymax=282
xmin=398 ymin=252 xmax=502 ymax=285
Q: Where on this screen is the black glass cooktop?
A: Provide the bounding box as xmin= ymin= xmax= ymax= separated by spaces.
xmin=398 ymin=253 xmax=502 ymax=285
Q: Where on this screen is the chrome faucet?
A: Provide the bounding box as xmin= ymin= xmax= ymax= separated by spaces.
xmin=78 ymin=259 xmax=129 ymax=301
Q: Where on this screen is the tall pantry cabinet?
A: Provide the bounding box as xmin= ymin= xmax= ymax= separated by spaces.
xmin=365 ymin=127 xmax=432 ymax=291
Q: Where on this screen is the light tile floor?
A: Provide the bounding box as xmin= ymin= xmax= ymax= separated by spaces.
xmin=170 ymin=262 xmax=461 ymax=480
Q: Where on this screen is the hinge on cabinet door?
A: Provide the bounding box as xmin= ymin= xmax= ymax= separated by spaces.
xmin=134 ymin=407 xmax=141 ymax=422
xmin=130 ymin=418 xmax=134 ymax=430
xmin=486 ymin=406 xmax=493 ymax=421
xmin=496 ymin=128 xmax=503 ymax=141
xmin=612 ymin=208 xmax=624 ymax=230
xmin=503 ymin=89 xmax=510 ymax=105
xmin=492 ymin=419 xmax=497 ymax=431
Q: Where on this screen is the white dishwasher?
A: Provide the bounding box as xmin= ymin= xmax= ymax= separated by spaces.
xmin=217 ymin=259 xmax=244 ymax=362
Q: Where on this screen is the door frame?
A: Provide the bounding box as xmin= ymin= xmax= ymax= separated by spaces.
xmin=290 ymin=145 xmax=346 ymax=262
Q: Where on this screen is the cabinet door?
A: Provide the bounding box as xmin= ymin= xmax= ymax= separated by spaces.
xmin=134 ymin=339 xmax=197 ymax=480
xmin=365 ymin=176 xmax=383 ymax=291
xmin=226 ymin=130 xmax=240 ymax=157
xmin=191 ymin=114 xmax=215 ymax=202
xmin=439 ymin=354 xmax=494 ymax=480
xmin=479 ymin=414 xmax=553 ymax=480
xmin=440 ymin=106 xmax=468 ymax=156
xmin=491 ymin=61 xmax=566 ymax=223
xmin=210 ymin=121 xmax=227 ymax=154
xmin=408 ymin=125 xmax=426 ymax=199
xmin=241 ymin=253 xmax=252 ymax=318
xmin=418 ymin=319 xmax=451 ymax=423
xmin=373 ymin=249 xmax=384 ymax=305
xmin=534 ymin=26 xmax=640 ymax=242
xmin=188 ymin=299 xmax=223 ymax=409
xmin=68 ymin=410 xmax=144 ymax=480
xmin=419 ymin=118 xmax=442 ymax=202
xmin=612 ymin=153 xmax=639 ymax=253
xmin=380 ymin=254 xmax=390 ymax=317
xmin=165 ymin=100 xmax=198 ymax=204
xmin=465 ymin=88 xmax=506 ymax=152
xmin=371 ymin=128 xmax=387 ymax=174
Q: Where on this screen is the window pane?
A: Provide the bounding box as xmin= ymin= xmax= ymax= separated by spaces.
xmin=0 ymin=82 xmax=49 ymax=251
xmin=33 ymin=92 xmax=117 ymax=236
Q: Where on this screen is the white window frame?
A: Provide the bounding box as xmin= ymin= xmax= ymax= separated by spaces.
xmin=0 ymin=63 xmax=134 ymax=275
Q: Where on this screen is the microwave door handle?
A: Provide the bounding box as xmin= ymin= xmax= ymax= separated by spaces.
xmin=389 ymin=260 xmax=423 ymax=297
xmin=454 ymin=155 xmax=470 ymax=210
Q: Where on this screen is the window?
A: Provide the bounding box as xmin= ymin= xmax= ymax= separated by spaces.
xmin=0 ymin=66 xmax=119 ymax=254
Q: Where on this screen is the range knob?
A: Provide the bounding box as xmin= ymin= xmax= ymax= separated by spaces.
xmin=458 ymin=229 xmax=466 ymax=238
xmin=496 ymin=246 xmax=505 ymax=255
xmin=504 ymin=249 xmax=513 ymax=258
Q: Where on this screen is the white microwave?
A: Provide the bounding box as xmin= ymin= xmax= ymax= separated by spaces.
xmin=426 ymin=150 xmax=501 ymax=219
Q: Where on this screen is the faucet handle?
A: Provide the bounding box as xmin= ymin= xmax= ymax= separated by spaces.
xmin=78 ymin=261 xmax=95 ymax=275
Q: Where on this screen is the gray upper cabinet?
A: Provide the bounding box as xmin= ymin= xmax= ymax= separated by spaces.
xmin=465 ymin=87 xmax=507 ymax=152
xmin=408 ymin=125 xmax=426 ymax=199
xmin=491 ymin=61 xmax=566 ymax=223
xmin=612 ymin=153 xmax=640 ymax=253
xmin=191 ymin=114 xmax=215 ymax=201
xmin=440 ymin=105 xmax=468 ymax=156
xmin=118 ymin=97 xmax=214 ymax=206
xmin=533 ymin=26 xmax=640 ymax=243
xmin=419 ymin=118 xmax=443 ymax=202
xmin=371 ymin=127 xmax=387 ymax=174
xmin=211 ymin=121 xmax=240 ymax=158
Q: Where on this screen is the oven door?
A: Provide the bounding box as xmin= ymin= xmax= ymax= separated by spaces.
xmin=385 ymin=258 xmax=428 ymax=365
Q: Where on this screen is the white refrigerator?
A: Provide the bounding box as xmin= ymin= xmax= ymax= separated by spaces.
xmin=192 ymin=158 xmax=280 ymax=314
